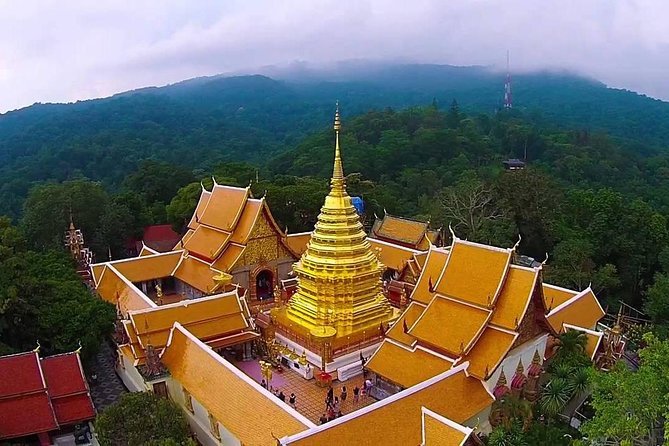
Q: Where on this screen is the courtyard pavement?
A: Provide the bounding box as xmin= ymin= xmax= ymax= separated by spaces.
xmin=88 ymin=341 xmax=127 ymax=412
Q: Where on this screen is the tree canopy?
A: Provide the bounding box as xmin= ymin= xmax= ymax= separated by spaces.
xmin=95 ymin=392 xmax=195 ymax=446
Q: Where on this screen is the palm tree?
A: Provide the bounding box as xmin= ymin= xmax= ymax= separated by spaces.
xmin=540 ymin=378 xmax=571 ymax=418
xmin=567 ymin=366 xmax=589 ymax=398
xmin=553 ymin=330 xmax=588 ymax=362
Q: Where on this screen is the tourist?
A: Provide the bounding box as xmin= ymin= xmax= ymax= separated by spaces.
xmin=278 ymin=391 xmax=286 ymax=402
xmin=353 ymin=385 xmax=360 ymax=403
xmin=333 ymin=396 xmax=342 ymax=417
xmin=289 ymin=392 xmax=296 ymax=409
xmin=327 ymin=405 xmax=335 ymax=421
xmin=260 ymin=379 xmax=267 ymax=389
xmin=341 ymin=386 xmax=347 ymax=402
xmin=319 ymin=413 xmax=328 ymax=425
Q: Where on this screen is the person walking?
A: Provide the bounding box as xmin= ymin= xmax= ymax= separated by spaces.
xmin=278 ymin=390 xmax=286 ymax=402
xmin=341 ymin=386 xmax=347 ymax=402
xmin=319 ymin=413 xmax=328 ymax=425
xmin=333 ymin=396 xmax=342 ymax=417
xmin=289 ymin=392 xmax=297 ymax=409
xmin=260 ymin=379 xmax=267 ymax=389
xmin=353 ymin=385 xmax=360 ymax=403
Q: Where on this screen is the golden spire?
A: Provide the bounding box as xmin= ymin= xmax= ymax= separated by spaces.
xmin=332 ymin=101 xmax=344 ymax=187
xmin=282 ymin=102 xmax=393 ymax=337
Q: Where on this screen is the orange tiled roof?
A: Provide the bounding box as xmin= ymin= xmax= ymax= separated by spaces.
xmin=542 ymin=283 xmax=578 ymax=311
xmin=413 ymin=251 xmax=428 ymax=270
xmin=182 ymin=225 xmax=231 ymax=261
xmin=490 ymin=266 xmax=538 ymax=330
xmin=211 ymin=243 xmax=246 ymax=272
xmin=434 ymin=239 xmax=511 ymax=307
xmin=128 ymin=291 xmax=249 ymax=351
xmin=421 ymin=407 xmax=473 ymax=446
xmin=411 ymin=248 xmax=449 ymax=305
xmin=408 ymin=296 xmax=492 ymax=356
xmin=563 ymin=324 xmax=604 ymax=361
xmin=198 ymin=185 xmax=249 ymax=231
xmin=90 ymin=263 xmax=105 ymax=285
xmin=386 ymin=302 xmax=426 ymax=346
xmin=546 ymin=288 xmax=605 ymax=332
xmin=230 ymin=199 xmax=263 ymax=244
xmin=285 ymin=232 xmax=311 ymax=256
xmin=281 ymin=364 xmax=492 ymax=446
xmin=173 ymin=256 xmax=218 ymax=293
xmin=109 ymin=252 xmax=182 ymax=283
xmin=187 ymin=189 xmax=211 ymax=230
xmin=369 ymin=238 xmax=423 ymax=271
xmin=162 ymin=324 xmax=311 ymax=445
xmin=373 ymin=214 xmax=429 ymax=246
xmin=366 ymin=340 xmax=453 ymax=388
xmin=96 ymin=265 xmax=154 ymax=315
xmin=460 ymin=326 xmax=518 ymax=380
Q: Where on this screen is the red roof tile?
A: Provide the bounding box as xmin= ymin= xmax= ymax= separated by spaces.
xmin=0 ymin=351 xmax=95 ymax=440
xmin=41 ymin=353 xmax=95 ymax=425
xmin=0 ymin=352 xmax=44 ymax=396
xmin=0 ymin=393 xmax=58 ymax=438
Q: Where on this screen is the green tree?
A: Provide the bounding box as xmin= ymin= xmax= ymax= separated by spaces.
xmin=644 ymin=273 xmax=669 ymax=326
xmin=0 ymin=220 xmax=115 ymax=359
xmin=539 ymin=378 xmax=571 ymax=419
xmin=21 ymin=179 xmax=109 ymax=255
xmin=96 ymin=392 xmax=194 ymax=446
xmin=582 ymin=333 xmax=669 ymax=445
xmin=166 ymin=182 xmax=203 ymax=232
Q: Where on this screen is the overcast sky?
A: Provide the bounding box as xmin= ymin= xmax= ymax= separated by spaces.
xmin=0 ymin=0 xmax=667 ymax=112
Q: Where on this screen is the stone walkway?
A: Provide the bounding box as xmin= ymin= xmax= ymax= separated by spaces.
xmin=233 ymin=359 xmax=376 ymax=424
xmin=88 ymin=341 xmax=127 ymax=412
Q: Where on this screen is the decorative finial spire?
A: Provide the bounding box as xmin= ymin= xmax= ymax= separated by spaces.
xmin=332 ymin=101 xmax=344 ymax=186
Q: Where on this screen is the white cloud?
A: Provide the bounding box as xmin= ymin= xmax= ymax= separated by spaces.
xmin=0 ymin=0 xmax=667 ymax=112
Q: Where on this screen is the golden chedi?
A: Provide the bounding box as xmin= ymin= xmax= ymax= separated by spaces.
xmin=284 ymin=104 xmax=393 ymax=338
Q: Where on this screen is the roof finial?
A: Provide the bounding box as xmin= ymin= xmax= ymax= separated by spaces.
xmin=33 ymin=340 xmax=41 ymax=353
xmin=332 ymin=101 xmax=344 ymax=187
xmin=448 ymin=223 xmax=457 ymax=241
xmin=512 ymin=233 xmax=522 ymax=251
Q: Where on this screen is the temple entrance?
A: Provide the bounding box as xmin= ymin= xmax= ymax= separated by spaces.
xmin=382 ymin=268 xmax=398 ymax=283
xmin=256 ymin=270 xmax=274 ymax=301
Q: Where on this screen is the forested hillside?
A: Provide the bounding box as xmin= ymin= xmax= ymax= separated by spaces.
xmin=1 ymin=64 xmax=669 ymax=219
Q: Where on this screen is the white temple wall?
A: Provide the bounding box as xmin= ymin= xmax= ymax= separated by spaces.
xmin=166 ymin=379 xmax=240 ymax=446
xmin=484 ymin=333 xmax=549 ymax=393
xmin=116 ymin=352 xmax=148 ymax=392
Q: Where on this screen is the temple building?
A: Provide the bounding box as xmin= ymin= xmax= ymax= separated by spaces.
xmin=371 ymin=212 xmax=441 ymax=250
xmin=0 ymin=349 xmax=95 ymax=445
xmin=88 ymin=105 xmax=607 ymax=446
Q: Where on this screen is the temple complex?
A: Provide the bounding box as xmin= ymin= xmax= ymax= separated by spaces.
xmin=88 ymin=105 xmax=608 ymax=446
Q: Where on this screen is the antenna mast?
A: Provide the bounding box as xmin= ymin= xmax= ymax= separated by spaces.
xmin=504 ymin=50 xmax=512 ymax=109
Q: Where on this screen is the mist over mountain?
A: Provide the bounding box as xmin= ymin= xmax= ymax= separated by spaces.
xmin=0 ymin=62 xmax=668 ymax=218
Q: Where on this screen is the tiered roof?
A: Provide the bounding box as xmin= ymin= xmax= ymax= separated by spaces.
xmin=121 ymin=290 xmax=256 ymax=365
xmin=368 ymin=236 xmax=606 ymax=386
xmin=279 ymin=363 xmax=492 ymax=446
xmin=92 ymin=183 xmax=298 ymax=315
xmin=0 ymin=351 xmax=94 ymax=440
xmin=371 ymin=213 xmax=439 ymax=250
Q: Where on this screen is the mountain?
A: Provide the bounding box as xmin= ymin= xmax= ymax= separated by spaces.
xmin=1 ymin=63 xmax=668 ymax=218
